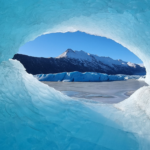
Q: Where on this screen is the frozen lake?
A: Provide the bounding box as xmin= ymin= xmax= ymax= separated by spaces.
xmin=42 ymin=79 xmax=148 ymax=104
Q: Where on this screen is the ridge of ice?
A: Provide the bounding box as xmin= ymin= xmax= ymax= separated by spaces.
xmin=35 ymin=72 xmax=143 ymax=82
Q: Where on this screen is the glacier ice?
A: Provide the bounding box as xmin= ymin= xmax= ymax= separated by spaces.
xmin=1 ymin=0 xmax=150 ymax=149
xmin=0 ymin=59 xmax=149 ymax=149
xmin=35 ymin=72 xmax=142 ymax=82
xmin=0 ymin=60 xmax=141 ymax=149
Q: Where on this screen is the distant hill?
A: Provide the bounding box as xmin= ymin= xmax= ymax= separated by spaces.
xmin=13 ymin=49 xmax=146 ymax=75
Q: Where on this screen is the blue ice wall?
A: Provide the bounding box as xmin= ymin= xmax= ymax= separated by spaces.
xmin=1 ymin=0 xmax=150 ymax=149
xmin=0 ymin=60 xmax=141 ymax=149
xmin=35 ymin=72 xmax=139 ymax=82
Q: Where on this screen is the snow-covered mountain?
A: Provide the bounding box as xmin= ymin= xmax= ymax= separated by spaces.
xmin=57 ymin=49 xmax=137 ymax=68
xmin=13 ymin=49 xmax=146 ymax=75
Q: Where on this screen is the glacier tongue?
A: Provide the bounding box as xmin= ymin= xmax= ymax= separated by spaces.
xmin=35 ymin=71 xmax=143 ymax=82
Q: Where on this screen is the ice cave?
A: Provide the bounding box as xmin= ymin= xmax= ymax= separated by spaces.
xmin=1 ymin=0 xmax=150 ymax=149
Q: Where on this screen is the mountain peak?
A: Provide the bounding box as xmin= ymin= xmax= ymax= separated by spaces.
xmin=65 ymin=49 xmax=74 ymax=53
xmin=57 ymin=49 xmax=132 ymax=67
xmin=57 ymin=49 xmax=91 ymax=60
xmin=13 ymin=52 xmax=146 ymax=75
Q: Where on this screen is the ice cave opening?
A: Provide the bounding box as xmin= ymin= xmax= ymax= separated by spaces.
xmin=18 ymin=31 xmax=143 ymax=63
xmin=17 ymin=31 xmax=145 ymax=81
xmin=1 ymin=0 xmax=150 ymax=149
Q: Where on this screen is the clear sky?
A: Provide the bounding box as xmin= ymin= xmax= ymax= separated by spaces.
xmin=19 ymin=31 xmax=142 ymax=64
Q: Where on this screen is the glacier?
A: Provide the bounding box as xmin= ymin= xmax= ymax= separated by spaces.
xmin=1 ymin=0 xmax=150 ymax=149
xmin=35 ymin=72 xmax=143 ymax=82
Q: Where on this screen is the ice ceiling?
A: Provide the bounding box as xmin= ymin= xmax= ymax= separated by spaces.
xmin=1 ymin=0 xmax=150 ymax=83
xmin=1 ymin=0 xmax=150 ymax=149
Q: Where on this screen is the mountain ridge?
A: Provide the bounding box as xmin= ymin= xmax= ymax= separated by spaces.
xmin=57 ymin=49 xmax=139 ymax=68
xmin=13 ymin=49 xmax=146 ymax=75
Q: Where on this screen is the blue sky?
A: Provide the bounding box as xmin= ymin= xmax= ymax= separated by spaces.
xmin=19 ymin=31 xmax=142 ymax=64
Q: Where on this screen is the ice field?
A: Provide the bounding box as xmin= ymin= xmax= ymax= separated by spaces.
xmin=42 ymin=79 xmax=148 ymax=103
xmin=1 ymin=0 xmax=150 ymax=149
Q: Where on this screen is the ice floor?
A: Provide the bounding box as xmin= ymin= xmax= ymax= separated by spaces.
xmin=42 ymin=80 xmax=148 ymax=103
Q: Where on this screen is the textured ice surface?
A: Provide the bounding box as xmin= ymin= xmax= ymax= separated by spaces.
xmin=0 ymin=60 xmax=142 ymax=149
xmin=1 ymin=0 xmax=150 ymax=149
xmin=35 ymin=72 xmax=142 ymax=82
